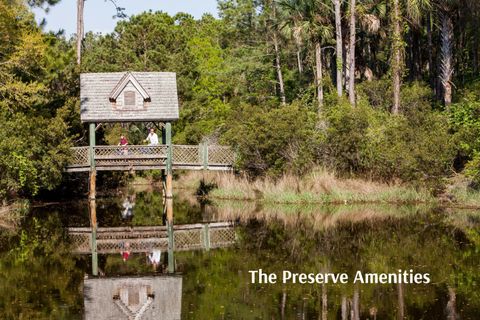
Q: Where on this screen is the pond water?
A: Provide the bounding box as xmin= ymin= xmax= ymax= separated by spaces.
xmin=0 ymin=186 xmax=479 ymax=319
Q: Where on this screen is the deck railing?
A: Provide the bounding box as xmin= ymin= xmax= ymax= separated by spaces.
xmin=67 ymin=144 xmax=235 ymax=171
xmin=68 ymin=222 xmax=236 ymax=254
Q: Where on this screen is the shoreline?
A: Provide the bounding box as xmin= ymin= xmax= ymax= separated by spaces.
xmin=175 ymin=170 xmax=480 ymax=209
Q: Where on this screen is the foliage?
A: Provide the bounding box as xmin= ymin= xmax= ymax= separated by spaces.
xmin=3 ymin=0 xmax=480 ymax=199
xmin=0 ymin=215 xmax=83 ymax=319
xmin=0 ymin=0 xmax=74 ymax=200
xmin=448 ymin=80 xmax=480 ymax=184
xmin=224 ymin=102 xmax=321 ymax=177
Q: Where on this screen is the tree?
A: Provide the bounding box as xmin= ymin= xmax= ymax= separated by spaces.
xmin=76 ymin=0 xmax=84 ymax=65
xmin=0 ymin=0 xmax=74 ymax=199
xmin=333 ymin=0 xmax=343 ymax=97
xmin=390 ymin=0 xmax=430 ymax=114
xmin=76 ymin=0 xmax=127 ymax=65
xmin=302 ymin=0 xmax=333 ymax=111
xmin=348 ymin=0 xmax=356 ymax=105
xmin=267 ymin=0 xmax=287 ymax=105
xmin=279 ymin=0 xmax=306 ymax=74
xmin=435 ymin=0 xmax=457 ymax=106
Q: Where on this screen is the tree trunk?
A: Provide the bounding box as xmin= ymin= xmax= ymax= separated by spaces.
xmin=333 ymin=0 xmax=343 ymax=97
xmin=341 ymin=296 xmax=348 ymax=320
xmin=427 ymin=13 xmax=434 ymax=87
xmin=281 ymin=288 xmax=287 ymax=320
xmin=297 ymin=49 xmax=304 ymax=74
xmin=440 ymin=11 xmax=454 ymax=106
xmin=273 ymin=32 xmax=286 ymax=105
xmin=397 ymin=283 xmax=405 ymax=320
xmin=321 ymin=284 xmax=327 ymax=320
xmin=315 ymin=42 xmax=324 ymax=112
xmin=271 ymin=3 xmax=286 ymax=105
xmin=446 ymin=287 xmax=458 ymax=320
xmin=76 ymin=0 xmax=85 ymax=65
xmin=353 ymin=287 xmax=360 ymax=320
xmin=294 ymin=22 xmax=303 ymax=74
xmin=348 ymin=0 xmax=356 ymax=106
xmin=391 ymin=0 xmax=402 ymax=114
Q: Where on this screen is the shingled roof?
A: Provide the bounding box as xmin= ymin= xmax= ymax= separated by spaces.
xmin=84 ymin=276 xmax=182 ymax=320
xmin=80 ymin=72 xmax=179 ymax=122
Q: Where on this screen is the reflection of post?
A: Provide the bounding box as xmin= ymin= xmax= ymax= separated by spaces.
xmin=166 ymin=197 xmax=175 ymax=273
xmin=88 ymin=122 xmax=98 ymax=276
xmin=89 ymin=197 xmax=98 ymax=276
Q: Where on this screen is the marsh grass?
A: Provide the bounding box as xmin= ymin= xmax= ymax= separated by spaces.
xmin=176 ymin=168 xmax=435 ymax=205
xmin=444 ymin=175 xmax=480 ymax=208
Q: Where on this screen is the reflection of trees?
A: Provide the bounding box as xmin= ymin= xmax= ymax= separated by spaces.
xmin=178 ymin=209 xmax=480 ymax=318
xmin=0 ymin=215 xmax=83 ymax=319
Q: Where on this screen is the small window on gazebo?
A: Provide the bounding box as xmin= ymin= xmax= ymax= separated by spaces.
xmin=124 ymin=91 xmax=136 ymax=106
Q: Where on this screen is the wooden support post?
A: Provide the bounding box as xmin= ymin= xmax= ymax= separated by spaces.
xmin=88 ymin=123 xmax=98 ymax=276
xmin=161 ymin=125 xmax=167 ymax=198
xmin=165 ymin=122 xmax=173 ymax=198
xmin=166 ymin=198 xmax=175 ymax=273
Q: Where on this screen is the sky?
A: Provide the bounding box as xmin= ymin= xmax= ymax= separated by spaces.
xmin=33 ymin=0 xmax=219 ymax=36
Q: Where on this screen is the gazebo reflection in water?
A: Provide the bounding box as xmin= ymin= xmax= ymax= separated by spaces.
xmin=78 ymin=196 xmax=237 ymax=320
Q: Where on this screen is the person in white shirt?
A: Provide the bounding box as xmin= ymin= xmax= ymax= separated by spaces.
xmin=145 ymin=128 xmax=159 ymax=145
xmin=148 ymin=249 xmax=162 ymax=270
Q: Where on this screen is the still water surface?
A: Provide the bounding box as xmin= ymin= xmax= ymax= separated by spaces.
xmin=0 ymin=187 xmax=478 ymax=319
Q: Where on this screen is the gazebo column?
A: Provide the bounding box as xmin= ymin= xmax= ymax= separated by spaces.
xmin=165 ymin=122 xmax=173 ymax=198
xmin=88 ymin=122 xmax=98 ymax=276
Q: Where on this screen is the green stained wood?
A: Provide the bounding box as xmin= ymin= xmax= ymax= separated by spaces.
xmin=91 ymin=228 xmax=98 ymax=276
xmin=165 ymin=122 xmax=172 ymax=173
xmin=167 ymin=221 xmax=175 ymax=273
xmin=89 ymin=123 xmax=96 ymax=169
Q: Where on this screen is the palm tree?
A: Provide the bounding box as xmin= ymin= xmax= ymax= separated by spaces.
xmin=435 ymin=0 xmax=457 ymax=106
xmin=302 ymin=0 xmax=333 ymax=111
xmin=279 ymin=0 xmax=307 ymax=74
xmin=390 ymin=0 xmax=430 ymax=114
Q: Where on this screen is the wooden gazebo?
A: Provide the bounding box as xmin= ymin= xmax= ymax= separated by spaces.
xmin=68 ymin=71 xmax=234 ymax=173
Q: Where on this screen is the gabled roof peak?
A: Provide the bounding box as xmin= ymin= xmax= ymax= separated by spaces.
xmin=109 ymin=72 xmax=150 ymax=102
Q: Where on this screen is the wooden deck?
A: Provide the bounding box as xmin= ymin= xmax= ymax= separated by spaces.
xmin=69 ymin=222 xmax=236 ymax=254
xmin=66 ymin=144 xmax=235 ymax=172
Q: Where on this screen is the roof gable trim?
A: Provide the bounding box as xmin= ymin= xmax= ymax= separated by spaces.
xmin=109 ymin=72 xmax=151 ymax=102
